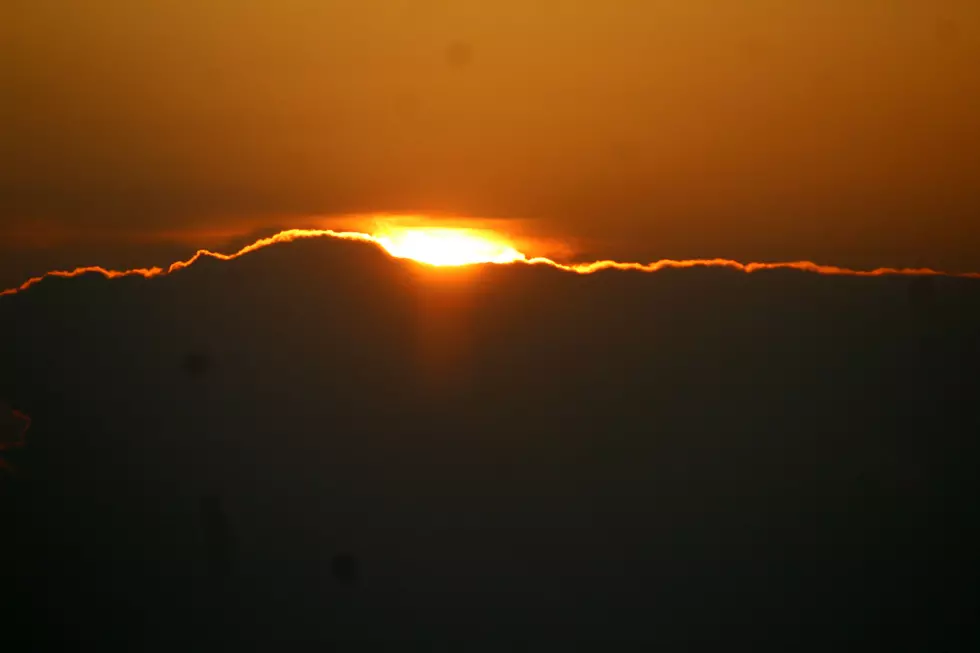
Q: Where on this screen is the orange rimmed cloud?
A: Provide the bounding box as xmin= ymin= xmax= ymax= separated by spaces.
xmin=2 ymin=226 xmax=979 ymax=298
xmin=0 ymin=229 xmax=375 ymax=297
xmin=527 ymin=257 xmax=980 ymax=278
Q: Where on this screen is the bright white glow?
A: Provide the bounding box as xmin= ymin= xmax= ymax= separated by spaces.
xmin=374 ymin=227 xmax=526 ymax=266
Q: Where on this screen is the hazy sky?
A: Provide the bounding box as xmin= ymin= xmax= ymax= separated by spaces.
xmin=4 ymin=1 xmax=979 ymax=273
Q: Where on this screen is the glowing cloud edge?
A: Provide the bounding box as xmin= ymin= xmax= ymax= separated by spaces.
xmin=2 ymin=227 xmax=978 ymax=298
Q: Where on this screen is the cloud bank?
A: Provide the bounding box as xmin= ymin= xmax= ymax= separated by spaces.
xmin=2 ymin=234 xmax=978 ymax=649
xmin=4 ymin=227 xmax=978 ymax=298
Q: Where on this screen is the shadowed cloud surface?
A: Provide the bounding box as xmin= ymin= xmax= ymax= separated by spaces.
xmin=2 ymin=236 xmax=979 ymax=650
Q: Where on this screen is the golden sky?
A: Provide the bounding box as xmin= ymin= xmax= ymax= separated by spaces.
xmin=3 ymin=1 xmax=979 ymax=271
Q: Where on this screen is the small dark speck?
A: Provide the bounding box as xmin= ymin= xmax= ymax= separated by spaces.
xmin=331 ymin=553 xmax=361 ymax=586
xmin=934 ymin=18 xmax=960 ymax=44
xmin=736 ymin=36 xmax=768 ymax=60
xmin=183 ymin=351 xmax=212 ymax=379
xmin=444 ymin=41 xmax=474 ymax=68
xmin=609 ymin=140 xmax=640 ymax=165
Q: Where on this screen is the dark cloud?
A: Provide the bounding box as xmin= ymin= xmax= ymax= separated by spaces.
xmin=2 ymin=237 xmax=979 ymax=648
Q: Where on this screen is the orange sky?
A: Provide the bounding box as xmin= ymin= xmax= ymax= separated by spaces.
xmin=3 ymin=1 xmax=979 ymax=280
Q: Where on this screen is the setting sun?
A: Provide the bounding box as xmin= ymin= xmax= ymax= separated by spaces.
xmin=373 ymin=227 xmax=526 ymax=267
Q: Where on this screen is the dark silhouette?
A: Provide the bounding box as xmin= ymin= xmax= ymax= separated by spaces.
xmin=1 ymin=236 xmax=978 ymax=650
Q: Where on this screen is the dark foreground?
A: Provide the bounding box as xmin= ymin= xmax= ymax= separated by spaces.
xmin=2 ymin=238 xmax=978 ymax=650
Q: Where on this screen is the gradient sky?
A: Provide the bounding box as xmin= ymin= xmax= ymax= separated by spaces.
xmin=4 ymin=1 xmax=979 ymax=279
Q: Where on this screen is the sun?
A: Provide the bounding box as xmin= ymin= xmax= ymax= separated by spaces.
xmin=373 ymin=227 xmax=526 ymax=267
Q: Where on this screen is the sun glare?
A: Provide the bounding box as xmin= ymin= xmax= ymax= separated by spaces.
xmin=373 ymin=227 xmax=526 ymax=267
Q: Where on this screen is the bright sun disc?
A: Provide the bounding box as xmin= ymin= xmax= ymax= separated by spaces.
xmin=374 ymin=227 xmax=526 ymax=267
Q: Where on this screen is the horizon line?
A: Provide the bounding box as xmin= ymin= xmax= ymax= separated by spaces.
xmin=3 ymin=228 xmax=979 ymax=298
